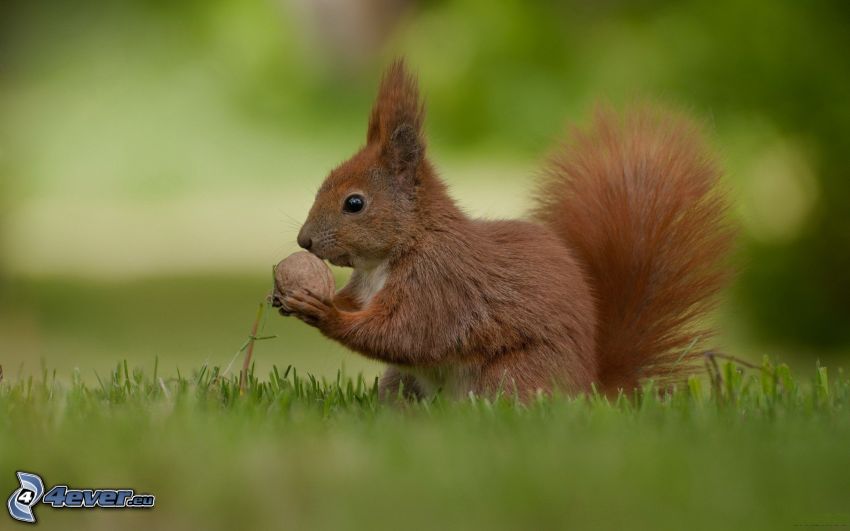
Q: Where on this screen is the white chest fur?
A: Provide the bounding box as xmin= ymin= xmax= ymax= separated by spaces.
xmin=352 ymin=261 xmax=389 ymax=306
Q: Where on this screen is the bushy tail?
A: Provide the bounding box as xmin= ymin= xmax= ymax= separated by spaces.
xmin=533 ymin=105 xmax=735 ymax=392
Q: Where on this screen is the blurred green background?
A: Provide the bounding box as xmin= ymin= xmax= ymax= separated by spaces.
xmin=1 ymin=0 xmax=849 ymax=382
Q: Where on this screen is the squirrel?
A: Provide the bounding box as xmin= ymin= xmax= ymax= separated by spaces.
xmin=273 ymin=59 xmax=734 ymax=400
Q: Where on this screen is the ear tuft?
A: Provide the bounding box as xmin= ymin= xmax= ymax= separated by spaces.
xmin=367 ymin=59 xmax=426 ymax=169
xmin=388 ymin=123 xmax=422 ymax=175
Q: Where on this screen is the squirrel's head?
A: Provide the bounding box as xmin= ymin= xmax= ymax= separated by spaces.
xmin=297 ymin=59 xmax=429 ymax=268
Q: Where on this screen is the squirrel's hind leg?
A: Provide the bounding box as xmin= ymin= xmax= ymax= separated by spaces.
xmin=378 ymin=366 xmax=425 ymax=401
xmin=477 ymin=346 xmax=594 ymax=400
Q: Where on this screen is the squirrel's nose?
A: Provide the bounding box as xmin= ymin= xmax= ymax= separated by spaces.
xmin=297 ymin=232 xmax=312 ymax=250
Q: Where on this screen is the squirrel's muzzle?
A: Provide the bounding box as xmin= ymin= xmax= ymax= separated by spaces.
xmin=297 ymin=229 xmax=312 ymax=251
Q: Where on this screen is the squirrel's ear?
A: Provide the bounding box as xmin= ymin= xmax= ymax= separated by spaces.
xmin=367 ymin=59 xmax=425 ymax=183
xmin=386 ymin=123 xmax=422 ymax=183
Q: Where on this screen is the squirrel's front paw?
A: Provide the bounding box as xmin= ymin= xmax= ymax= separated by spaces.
xmin=283 ymin=289 xmax=338 ymax=328
xmin=268 ymin=290 xmax=292 ymax=316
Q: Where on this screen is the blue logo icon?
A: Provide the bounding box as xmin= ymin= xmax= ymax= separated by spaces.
xmin=7 ymin=472 xmax=45 ymax=523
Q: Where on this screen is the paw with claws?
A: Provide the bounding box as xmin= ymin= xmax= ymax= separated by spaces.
xmin=285 ymin=289 xmax=339 ymax=328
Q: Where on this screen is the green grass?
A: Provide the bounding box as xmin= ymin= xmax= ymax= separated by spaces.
xmin=1 ymin=356 xmax=849 ymax=531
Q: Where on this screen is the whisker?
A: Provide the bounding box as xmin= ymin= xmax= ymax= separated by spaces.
xmin=279 ymin=210 xmax=304 ymax=226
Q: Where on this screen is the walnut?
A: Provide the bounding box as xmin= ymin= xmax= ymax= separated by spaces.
xmin=272 ymin=252 xmax=335 ymax=313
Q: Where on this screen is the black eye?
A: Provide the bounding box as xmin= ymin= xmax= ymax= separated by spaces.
xmin=343 ymin=194 xmax=365 ymax=213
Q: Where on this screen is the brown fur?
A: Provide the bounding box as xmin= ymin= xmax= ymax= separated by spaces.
xmin=277 ymin=59 xmax=734 ymax=399
xmin=533 ymin=106 xmax=735 ymax=393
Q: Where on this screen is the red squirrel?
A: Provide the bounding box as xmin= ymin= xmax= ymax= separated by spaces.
xmin=273 ymin=59 xmax=734 ymax=399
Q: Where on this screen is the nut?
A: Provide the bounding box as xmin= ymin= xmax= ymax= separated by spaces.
xmin=272 ymin=251 xmax=335 ymax=312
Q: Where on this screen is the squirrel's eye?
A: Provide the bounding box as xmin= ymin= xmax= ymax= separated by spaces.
xmin=343 ymin=194 xmax=365 ymax=213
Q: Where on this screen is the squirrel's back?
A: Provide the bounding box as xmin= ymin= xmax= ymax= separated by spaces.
xmin=533 ymin=105 xmax=735 ymax=393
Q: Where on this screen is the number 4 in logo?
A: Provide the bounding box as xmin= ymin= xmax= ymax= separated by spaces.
xmin=17 ymin=490 xmax=35 ymax=505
